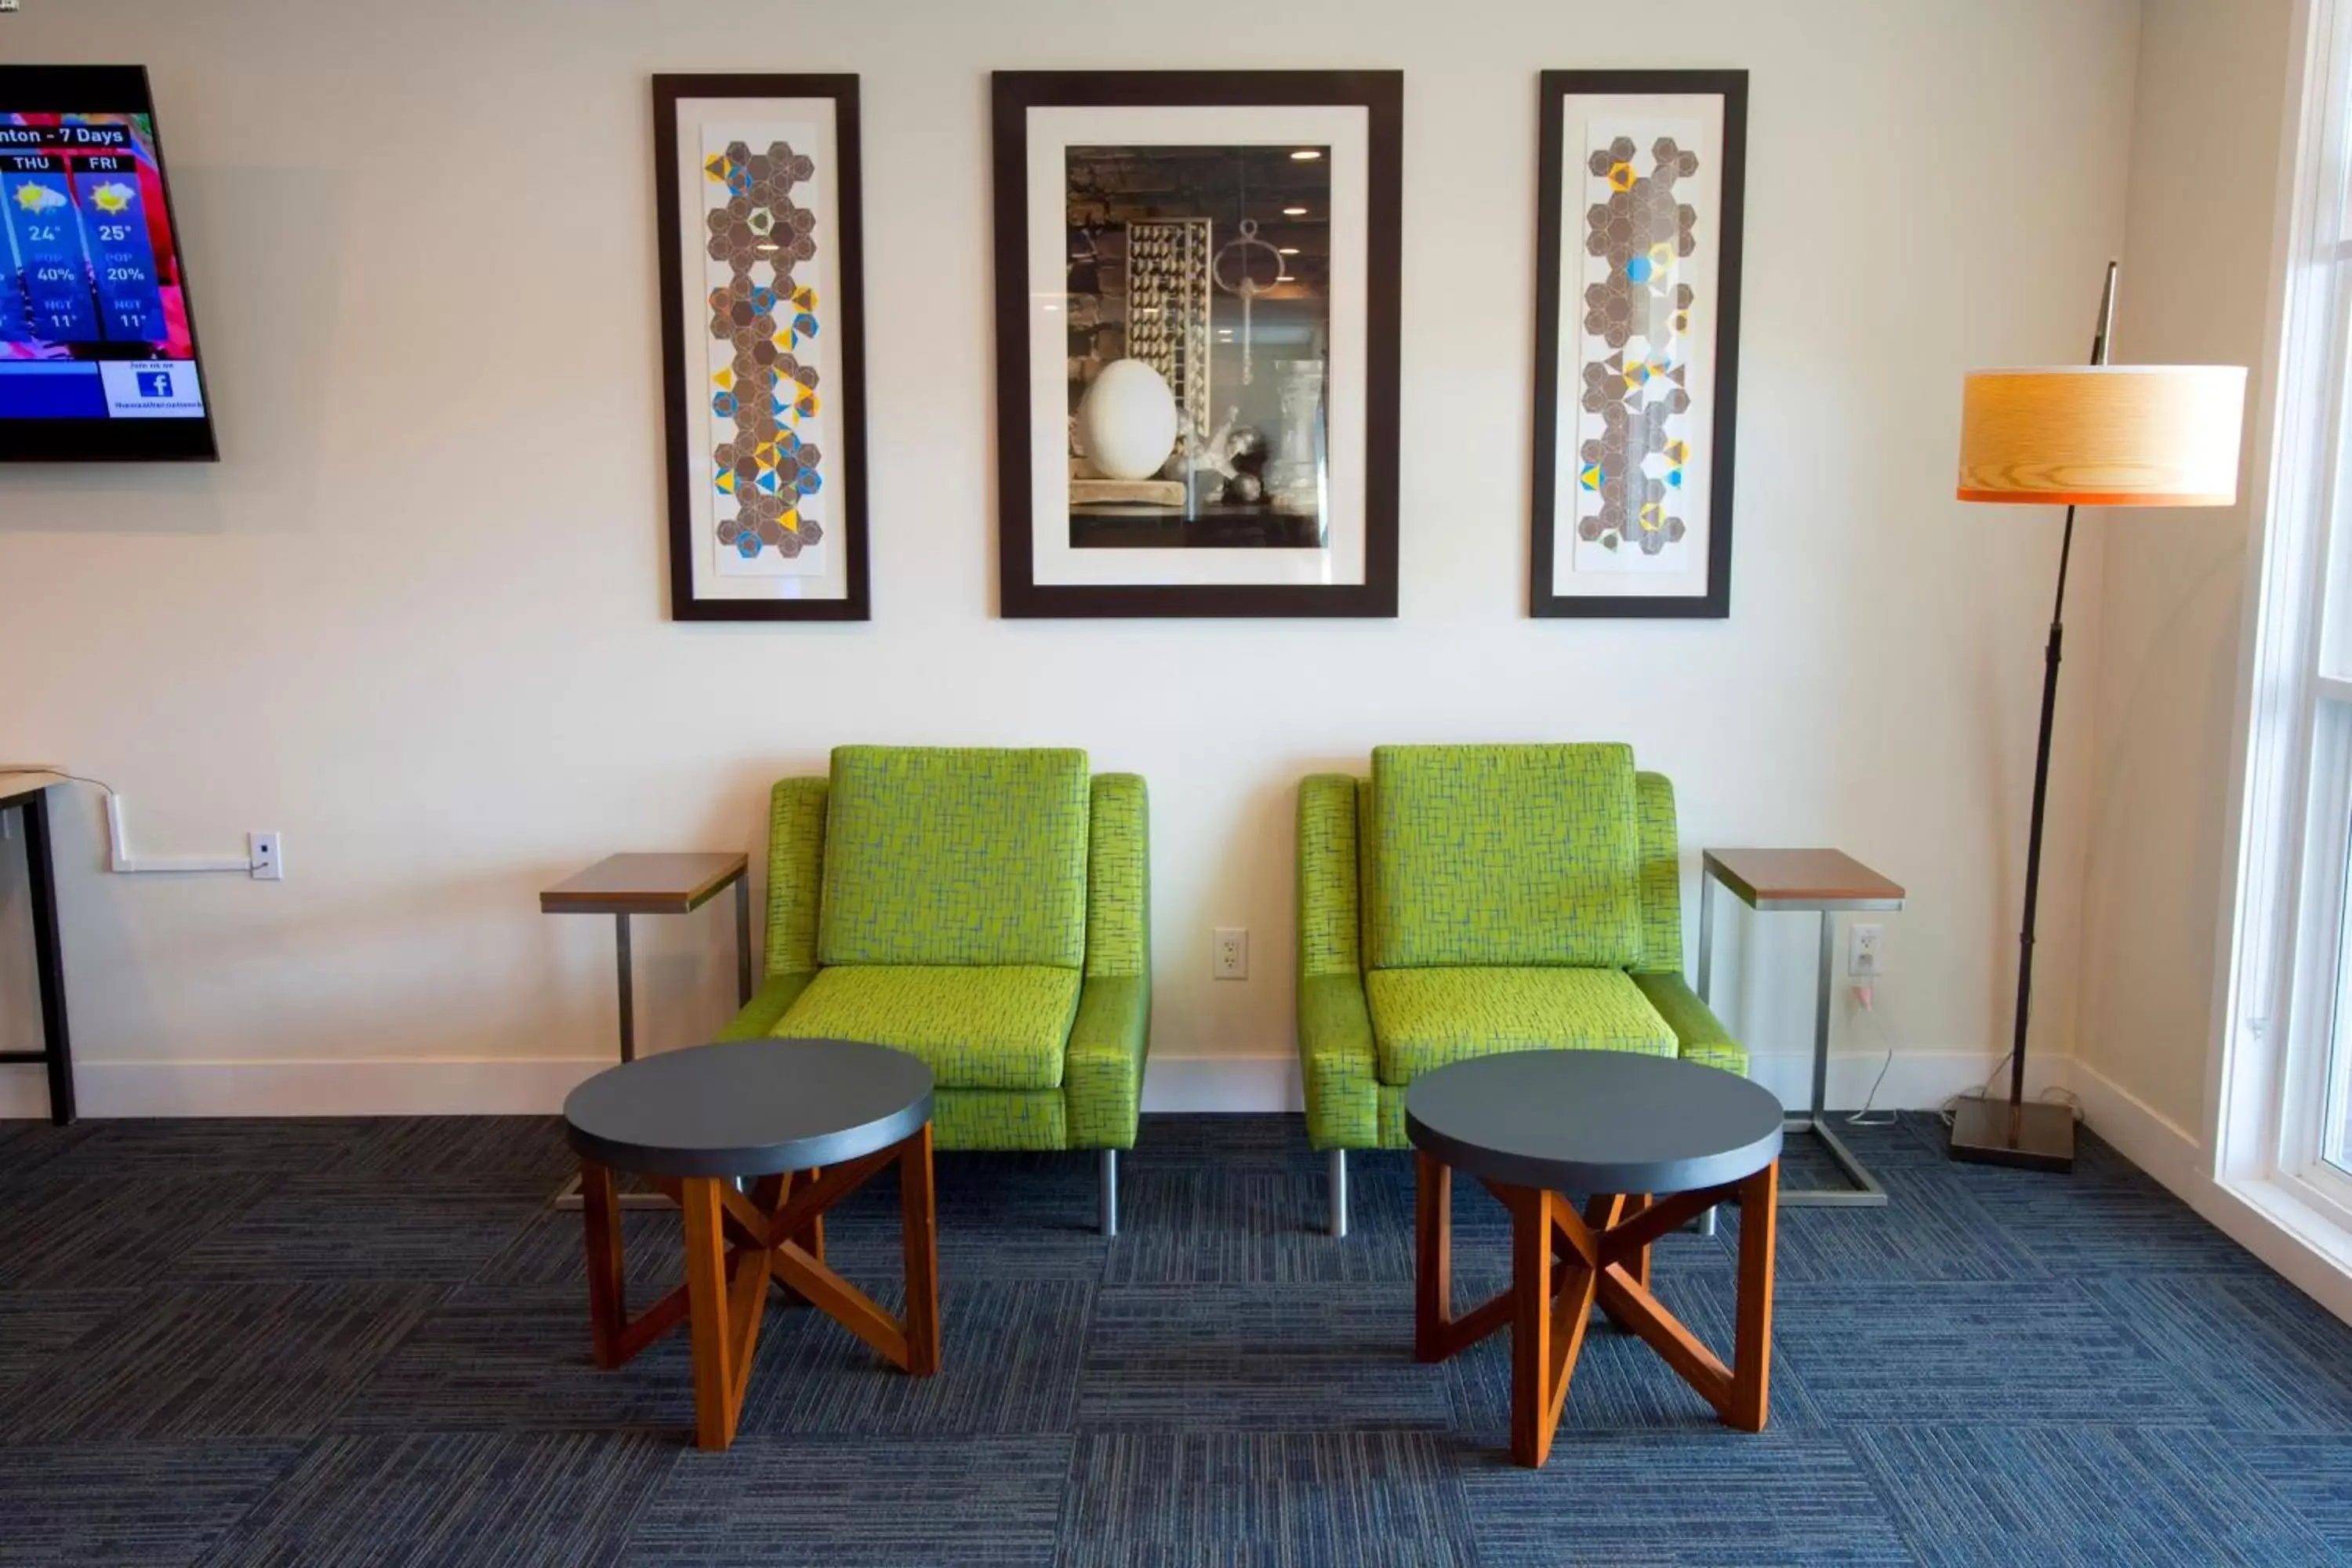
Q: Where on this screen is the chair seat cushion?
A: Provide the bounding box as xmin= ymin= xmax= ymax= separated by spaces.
xmin=1365 ymin=965 xmax=1675 ymax=1086
xmin=775 ymin=964 xmax=1080 ymax=1091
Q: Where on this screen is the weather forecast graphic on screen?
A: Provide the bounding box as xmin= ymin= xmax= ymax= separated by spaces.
xmin=0 ymin=111 xmax=206 ymax=421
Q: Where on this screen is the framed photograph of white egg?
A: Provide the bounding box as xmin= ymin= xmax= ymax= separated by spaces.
xmin=655 ymin=74 xmax=870 ymax=621
xmin=992 ymin=71 xmax=1402 ymax=617
xmin=1530 ymin=70 xmax=1748 ymax=619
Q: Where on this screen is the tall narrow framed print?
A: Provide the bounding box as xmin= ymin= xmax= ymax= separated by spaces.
xmin=993 ymin=71 xmax=1402 ymax=618
xmin=655 ymin=74 xmax=869 ymax=621
xmin=1531 ymin=71 xmax=1747 ymax=619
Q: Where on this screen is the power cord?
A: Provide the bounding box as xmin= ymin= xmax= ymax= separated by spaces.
xmin=1938 ymin=1047 xmax=2080 ymax=1127
xmin=1844 ymin=982 xmax=1898 ymax=1127
xmin=0 ymin=768 xmax=116 ymax=797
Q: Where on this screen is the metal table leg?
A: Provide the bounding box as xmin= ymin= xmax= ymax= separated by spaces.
xmin=1780 ymin=908 xmax=1886 ymax=1207
xmin=557 ymin=912 xmax=667 ymax=1210
xmin=615 ymin=912 xmax=635 ymax=1063
xmin=734 ymin=875 xmax=753 ymax=1007
xmin=23 ymin=793 xmax=74 ymax=1126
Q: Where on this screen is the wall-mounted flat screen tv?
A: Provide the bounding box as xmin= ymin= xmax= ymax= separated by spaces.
xmin=0 ymin=65 xmax=216 ymax=462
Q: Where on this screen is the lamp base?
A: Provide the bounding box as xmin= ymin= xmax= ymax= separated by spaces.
xmin=1947 ymin=1095 xmax=2075 ymax=1174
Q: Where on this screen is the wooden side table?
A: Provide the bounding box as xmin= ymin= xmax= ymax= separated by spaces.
xmin=541 ymin=852 xmax=754 ymax=1209
xmin=564 ymin=1038 xmax=940 ymax=1451
xmin=1698 ymin=848 xmax=1905 ymax=1208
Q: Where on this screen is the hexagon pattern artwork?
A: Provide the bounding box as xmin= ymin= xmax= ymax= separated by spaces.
xmin=702 ymin=137 xmax=826 ymax=566
xmin=1577 ymin=134 xmax=1699 ymax=560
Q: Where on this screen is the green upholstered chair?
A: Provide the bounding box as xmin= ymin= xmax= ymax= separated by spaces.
xmin=1295 ymin=742 xmax=1743 ymax=1236
xmin=716 ymin=746 xmax=1150 ymax=1234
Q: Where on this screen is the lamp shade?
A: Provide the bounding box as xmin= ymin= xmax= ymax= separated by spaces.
xmin=1956 ymin=365 xmax=2247 ymax=506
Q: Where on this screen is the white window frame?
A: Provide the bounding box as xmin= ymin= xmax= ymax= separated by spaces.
xmin=2216 ymin=0 xmax=2352 ymax=1287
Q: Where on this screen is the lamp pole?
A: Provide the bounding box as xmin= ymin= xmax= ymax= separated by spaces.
xmin=1948 ymin=261 xmax=2118 ymax=1173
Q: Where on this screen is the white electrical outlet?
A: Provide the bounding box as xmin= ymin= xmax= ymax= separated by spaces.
xmin=1847 ymin=922 xmax=1882 ymax=978
xmin=1214 ymin=927 xmax=1248 ymax=979
xmin=249 ymin=832 xmax=284 ymax=881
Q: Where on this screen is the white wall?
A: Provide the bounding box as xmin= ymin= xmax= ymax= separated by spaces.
xmin=0 ymin=0 xmax=2142 ymax=1116
xmin=2075 ymin=0 xmax=2296 ymax=1145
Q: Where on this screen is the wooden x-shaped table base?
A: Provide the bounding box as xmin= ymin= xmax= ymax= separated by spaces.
xmin=1416 ymin=1151 xmax=1778 ymax=1468
xmin=579 ymin=1123 xmax=941 ymax=1450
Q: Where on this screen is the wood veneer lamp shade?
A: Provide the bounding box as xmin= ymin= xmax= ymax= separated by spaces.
xmin=1956 ymin=365 xmax=2247 ymax=507
xmin=1947 ymin=331 xmax=2249 ymax=1177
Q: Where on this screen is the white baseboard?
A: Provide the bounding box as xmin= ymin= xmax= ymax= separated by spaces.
xmin=0 ymin=1058 xmax=612 ymax=1119
xmin=3 ymin=1047 xmax=2071 ymax=1120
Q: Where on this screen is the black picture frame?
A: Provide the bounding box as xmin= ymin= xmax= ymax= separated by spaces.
xmin=991 ymin=70 xmax=1403 ymax=619
xmin=655 ymin=74 xmax=871 ymax=622
xmin=1530 ymin=70 xmax=1747 ymax=619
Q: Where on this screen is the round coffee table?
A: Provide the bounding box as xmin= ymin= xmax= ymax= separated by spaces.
xmin=1405 ymin=1050 xmax=1784 ymax=1468
xmin=563 ymin=1037 xmax=939 ymax=1450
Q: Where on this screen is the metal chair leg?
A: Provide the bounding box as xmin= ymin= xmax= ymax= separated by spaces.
xmin=1329 ymin=1149 xmax=1348 ymax=1239
xmin=1099 ymin=1148 xmax=1119 ymax=1237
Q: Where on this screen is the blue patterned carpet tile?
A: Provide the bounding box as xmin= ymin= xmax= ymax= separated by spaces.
xmin=1102 ymin=1163 xmax=1418 ymax=1286
xmin=336 ymin=1287 xmax=702 ymax=1436
xmin=0 ymin=1440 xmax=304 ymax=1568
xmin=17 ymin=1117 xmax=385 ymax=1181
xmin=473 ymin=1208 xmax=699 ymax=1294
xmin=1058 ymin=1431 xmax=1478 ymax=1568
xmin=624 ymin=1436 xmax=1073 ymax=1568
xmin=813 ymin=1159 xmax=1114 ymax=1283
xmin=0 ymin=1287 xmax=135 ymax=1386
xmin=1768 ymin=1279 xmax=2205 ymax=1428
xmin=1956 ymin=1159 xmax=2274 ymax=1276
xmin=172 ymin=1175 xmax=546 ymax=1285
xmin=2085 ymin=1271 xmax=2352 ymax=1433
xmin=741 ymin=1277 xmax=1092 ymax=1437
xmin=339 ymin=1115 xmax=582 ymax=1185
xmin=191 ymin=1430 xmax=674 ymax=1568
xmin=1124 ymin=1112 xmax=1321 ymax=1171
xmin=1464 ymin=1429 xmax=1917 ymax=1567
xmin=1445 ymin=1269 xmax=1831 ymax=1438
xmin=1846 ymin=1424 xmax=2336 ymax=1568
xmin=0 ymin=1282 xmax=440 ymax=1445
xmin=0 ymin=1118 xmax=111 ymax=1180
xmin=1077 ymin=1284 xmax=1453 ymax=1432
xmin=0 ymin=1173 xmax=280 ymax=1289
xmin=2220 ymin=1432 xmax=2352 ymax=1552
xmin=1751 ymin=1168 xmax=2047 ymax=1285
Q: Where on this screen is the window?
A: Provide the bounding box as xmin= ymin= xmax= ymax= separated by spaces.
xmin=2230 ymin=0 xmax=2352 ymax=1237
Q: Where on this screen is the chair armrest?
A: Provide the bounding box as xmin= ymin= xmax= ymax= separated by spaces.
xmin=762 ymin=777 xmax=829 ymax=979
xmin=1066 ymin=972 xmax=1149 ymax=1148
xmin=1086 ymin=774 xmax=1150 ymax=978
xmin=714 ymin=972 xmax=816 ymax=1042
xmin=1300 ymin=971 xmax=1378 ymax=1149
xmin=1298 ymin=774 xmax=1363 ymax=978
xmin=1631 ymin=972 xmax=1745 ymax=1075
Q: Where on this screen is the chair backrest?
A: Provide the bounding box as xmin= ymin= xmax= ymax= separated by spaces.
xmin=1363 ymin=742 xmax=1643 ymax=971
xmin=817 ymin=746 xmax=1091 ymax=968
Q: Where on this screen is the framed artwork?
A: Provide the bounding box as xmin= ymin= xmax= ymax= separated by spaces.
xmin=1530 ymin=70 xmax=1748 ymax=619
xmin=655 ymin=74 xmax=870 ymax=622
xmin=992 ymin=71 xmax=1402 ymax=618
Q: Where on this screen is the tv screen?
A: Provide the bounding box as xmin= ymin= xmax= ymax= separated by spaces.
xmin=0 ymin=65 xmax=216 ymax=462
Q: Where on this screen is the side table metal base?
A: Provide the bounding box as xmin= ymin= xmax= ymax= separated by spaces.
xmin=1778 ymin=1117 xmax=1887 ymax=1207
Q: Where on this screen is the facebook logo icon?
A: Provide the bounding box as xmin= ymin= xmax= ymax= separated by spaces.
xmin=135 ymin=370 xmax=173 ymax=399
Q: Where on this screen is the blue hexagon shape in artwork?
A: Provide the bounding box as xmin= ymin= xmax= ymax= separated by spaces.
xmin=735 ymin=532 xmax=764 ymax=559
xmin=712 ymin=391 xmax=738 ymax=418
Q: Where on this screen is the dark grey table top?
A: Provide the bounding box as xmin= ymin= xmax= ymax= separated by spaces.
xmin=563 ymin=1037 xmax=934 ymax=1178
xmin=1405 ymin=1050 xmax=1783 ymax=1195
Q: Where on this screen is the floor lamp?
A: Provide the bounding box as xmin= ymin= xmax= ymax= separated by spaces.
xmin=1949 ymin=262 xmax=2248 ymax=1171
